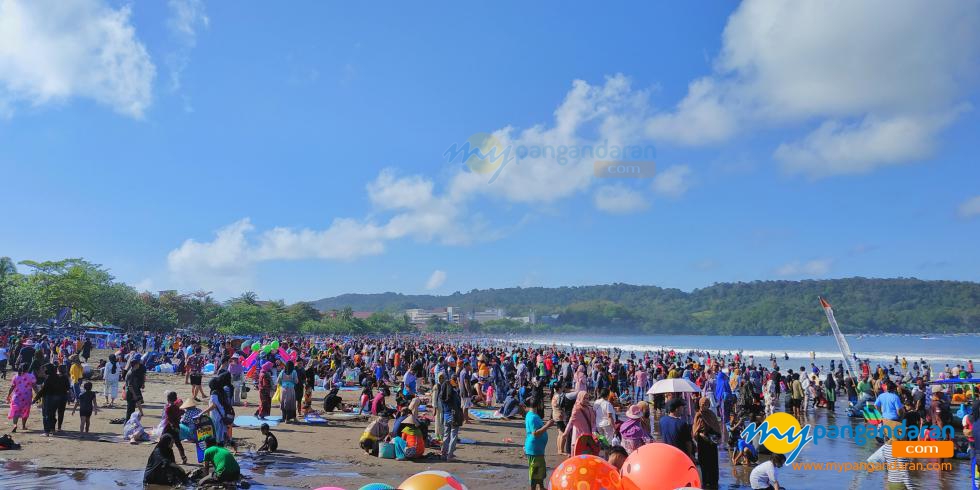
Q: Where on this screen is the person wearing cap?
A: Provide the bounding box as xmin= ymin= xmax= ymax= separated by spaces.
xmin=660 ymin=397 xmax=693 ymax=458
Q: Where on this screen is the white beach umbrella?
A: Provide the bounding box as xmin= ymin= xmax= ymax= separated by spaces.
xmin=647 ymin=378 xmax=702 ymax=395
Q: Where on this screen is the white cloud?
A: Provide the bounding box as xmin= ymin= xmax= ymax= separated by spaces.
xmin=959 ymin=196 xmax=980 ymax=218
xmin=776 ymin=258 xmax=833 ymax=277
xmin=775 ymin=112 xmax=959 ymax=178
xmin=166 ymin=0 xmax=208 ymax=93
xmin=425 ymin=270 xmax=447 ymax=290
xmin=646 ymin=0 xmax=980 ymax=176
xmin=651 ymin=165 xmax=693 ymax=198
xmin=0 ymin=0 xmax=156 ymax=118
xmin=167 ymin=219 xmax=256 ymax=292
xmin=593 ymin=185 xmax=649 ymax=214
xmin=168 ymin=76 xmax=667 ymax=288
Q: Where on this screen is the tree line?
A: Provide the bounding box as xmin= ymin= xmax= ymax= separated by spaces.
xmin=2 ymin=256 xmax=978 ymax=335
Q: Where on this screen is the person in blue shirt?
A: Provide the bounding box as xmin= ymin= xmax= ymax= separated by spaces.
xmin=525 ymin=407 xmax=555 ymax=490
xmin=874 ymin=381 xmax=904 ymax=421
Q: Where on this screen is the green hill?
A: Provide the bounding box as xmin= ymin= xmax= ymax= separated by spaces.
xmin=310 ymin=278 xmax=980 ymax=335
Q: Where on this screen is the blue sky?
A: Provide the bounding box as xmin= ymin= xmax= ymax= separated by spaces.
xmin=1 ymin=0 xmax=978 ymax=302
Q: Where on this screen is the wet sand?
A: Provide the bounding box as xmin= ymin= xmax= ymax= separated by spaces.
xmin=0 ymin=348 xmax=972 ymax=489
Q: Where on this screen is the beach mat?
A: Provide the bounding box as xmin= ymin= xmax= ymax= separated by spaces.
xmin=468 ymin=408 xmax=503 ymax=420
xmin=323 ymin=411 xmax=369 ymax=421
xmin=313 ymin=385 xmax=361 ymax=392
xmin=304 ymin=413 xmax=328 ymax=424
xmin=234 ymin=415 xmax=282 ymax=428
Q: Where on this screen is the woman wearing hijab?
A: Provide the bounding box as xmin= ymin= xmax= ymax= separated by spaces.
xmin=103 ymin=353 xmax=120 ymax=407
xmin=256 ymin=362 xmax=273 ymax=419
xmin=692 ymin=396 xmax=722 ymax=489
xmin=277 ymin=360 xmax=299 ymax=422
xmin=562 ymin=391 xmax=596 ymax=452
xmin=201 ymin=375 xmax=231 ymax=443
xmin=123 ymin=409 xmax=149 ymax=442
xmin=824 ymin=372 xmax=837 ymax=410
xmin=143 ymin=433 xmax=188 ymax=486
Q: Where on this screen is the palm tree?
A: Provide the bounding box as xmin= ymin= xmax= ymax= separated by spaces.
xmin=235 ymin=291 xmax=258 ymax=305
xmin=0 ymin=256 xmax=16 ymax=282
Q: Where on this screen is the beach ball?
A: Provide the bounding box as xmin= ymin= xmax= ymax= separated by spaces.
xmin=620 ymin=443 xmax=700 ymax=490
xmin=399 ymin=470 xmax=468 ymax=490
xmin=549 ymin=454 xmax=622 ymax=490
xmin=358 ymin=485 xmax=395 ymax=490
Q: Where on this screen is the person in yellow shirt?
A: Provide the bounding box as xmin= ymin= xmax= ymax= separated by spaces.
xmin=69 ymin=355 xmax=85 ymax=398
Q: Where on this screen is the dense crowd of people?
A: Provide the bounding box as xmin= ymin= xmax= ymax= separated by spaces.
xmin=0 ymin=326 xmax=977 ymax=489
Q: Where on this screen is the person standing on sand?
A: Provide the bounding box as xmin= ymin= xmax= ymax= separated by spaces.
xmin=255 ymin=362 xmax=273 ymax=419
xmin=125 ymin=358 xmax=145 ymax=420
xmin=6 ymin=366 xmax=36 ymax=432
xmin=103 ymin=354 xmax=121 ymax=407
xmin=693 ymin=396 xmax=722 ymax=489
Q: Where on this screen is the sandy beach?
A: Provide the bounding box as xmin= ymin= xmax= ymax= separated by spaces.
xmin=0 ymin=349 xmax=550 ymax=489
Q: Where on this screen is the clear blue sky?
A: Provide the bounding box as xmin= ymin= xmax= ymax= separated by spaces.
xmin=1 ymin=1 xmax=978 ymax=302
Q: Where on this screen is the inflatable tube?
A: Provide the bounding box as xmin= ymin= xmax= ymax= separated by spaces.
xmin=243 ymin=350 xmax=260 ymax=369
xmin=278 ymin=347 xmax=289 ymax=361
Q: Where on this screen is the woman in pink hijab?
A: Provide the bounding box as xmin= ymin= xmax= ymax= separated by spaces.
xmin=562 ymin=390 xmax=596 ymax=450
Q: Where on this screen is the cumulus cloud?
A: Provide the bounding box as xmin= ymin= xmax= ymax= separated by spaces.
xmin=425 ymin=270 xmax=447 ymax=290
xmin=0 ymin=0 xmax=156 ymax=118
xmin=168 ymin=76 xmax=666 ymax=289
xmin=776 ymin=258 xmax=833 ymax=277
xmin=593 ymin=185 xmax=649 ymax=214
xmin=651 ymin=165 xmax=693 ymax=198
xmin=646 ymin=0 xmax=980 ymax=177
xmin=959 ymin=196 xmax=980 ymax=218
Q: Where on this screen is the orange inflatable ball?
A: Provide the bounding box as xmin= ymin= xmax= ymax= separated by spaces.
xmin=620 ymin=443 xmax=700 ymax=490
xmin=549 ymin=454 xmax=623 ymax=490
xmin=398 ymin=470 xmax=468 ymax=490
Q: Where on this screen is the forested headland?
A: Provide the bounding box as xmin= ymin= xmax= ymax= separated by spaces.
xmin=1 ymin=257 xmax=977 ymax=335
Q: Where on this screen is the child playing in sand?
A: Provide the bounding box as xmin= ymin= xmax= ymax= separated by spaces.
xmin=71 ymin=381 xmax=99 ymax=433
xmin=258 ymin=423 xmax=278 ymax=453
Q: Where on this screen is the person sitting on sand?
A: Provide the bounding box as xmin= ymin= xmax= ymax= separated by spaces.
xmin=393 ymin=414 xmax=426 ymax=460
xmin=322 ymin=386 xmax=343 ymax=412
xmin=359 ymin=409 xmax=393 ymax=456
xmin=123 ymin=409 xmax=149 ymax=443
xmin=200 ymin=436 xmax=241 ymax=485
xmin=258 ymin=423 xmax=278 ymax=453
xmin=750 ymin=453 xmax=785 ymax=490
xmin=143 ymin=433 xmax=188 ymax=486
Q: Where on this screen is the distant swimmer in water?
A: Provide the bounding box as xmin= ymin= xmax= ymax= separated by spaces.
xmin=784 ymin=353 xmax=789 ymax=361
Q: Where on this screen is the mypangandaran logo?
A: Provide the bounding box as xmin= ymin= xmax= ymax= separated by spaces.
xmin=443 ymin=133 xmax=656 ymax=184
xmin=741 ymin=412 xmax=954 ymax=464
